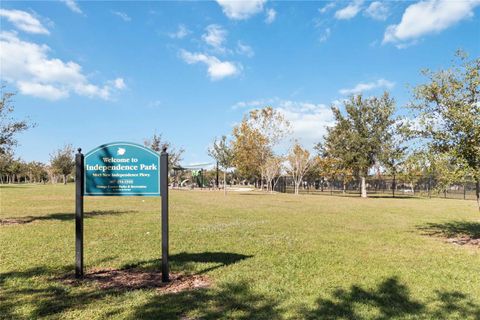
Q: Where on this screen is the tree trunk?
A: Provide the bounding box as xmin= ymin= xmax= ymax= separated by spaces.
xmin=361 ymin=176 xmax=367 ymax=198
xmin=223 ymin=171 xmax=227 ymax=196
xmin=63 ymin=174 xmax=67 ymax=185
xmin=392 ymin=174 xmax=396 ymax=198
xmin=476 ymin=178 xmax=479 ymax=211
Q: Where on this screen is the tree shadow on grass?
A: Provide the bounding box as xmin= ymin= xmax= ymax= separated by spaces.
xmin=0 ymin=210 xmax=137 ymax=225
xmin=122 ymin=252 xmax=253 ymax=275
xmin=2 ymin=266 xmax=479 ymax=320
xmin=417 ymin=221 xmax=480 ymax=239
xmin=299 ymin=277 xmax=480 ymax=320
xmin=129 ymin=280 xmax=282 ymax=320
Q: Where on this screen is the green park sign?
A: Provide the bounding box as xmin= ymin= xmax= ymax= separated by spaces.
xmin=75 ymin=142 xmax=169 ymax=282
xmin=84 ymin=142 xmax=160 ymax=196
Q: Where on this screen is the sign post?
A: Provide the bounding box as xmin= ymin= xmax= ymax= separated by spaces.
xmin=160 ymin=147 xmax=169 ymax=282
xmin=75 ymin=142 xmax=169 ymax=281
xmin=75 ymin=148 xmax=84 ymax=278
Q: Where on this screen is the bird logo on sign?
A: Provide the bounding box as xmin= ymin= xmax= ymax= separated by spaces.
xmin=117 ymin=148 xmax=126 ymax=156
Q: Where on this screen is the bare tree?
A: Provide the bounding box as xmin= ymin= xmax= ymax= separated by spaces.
xmin=144 ymin=132 xmax=184 ymax=167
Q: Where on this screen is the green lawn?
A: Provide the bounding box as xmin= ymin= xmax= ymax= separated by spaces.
xmin=1 ymin=184 xmax=479 ymax=319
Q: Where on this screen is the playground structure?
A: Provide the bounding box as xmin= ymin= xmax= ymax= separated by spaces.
xmin=172 ymin=163 xmax=216 ymax=189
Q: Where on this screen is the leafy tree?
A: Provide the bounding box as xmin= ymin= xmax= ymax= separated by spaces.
xmin=231 ymin=117 xmax=267 ymax=182
xmin=233 ymin=107 xmax=290 ymax=189
xmin=379 ymin=125 xmax=407 ymax=197
xmin=0 ymin=152 xmax=13 ymax=183
xmin=324 ymin=93 xmax=397 ymax=197
xmin=208 ymin=135 xmax=234 ymax=195
xmin=144 ymin=132 xmax=184 ymax=168
xmin=286 ymin=141 xmax=313 ymax=195
xmin=430 ymin=152 xmax=471 ymax=197
xmin=0 ymin=88 xmax=34 ymax=155
xmin=50 ymin=144 xmax=75 ymax=184
xmin=410 ymin=51 xmax=480 ymax=208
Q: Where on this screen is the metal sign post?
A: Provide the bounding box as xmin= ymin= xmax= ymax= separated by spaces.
xmin=75 ymin=148 xmax=84 ymax=278
xmin=74 ymin=142 xmax=169 ymax=282
xmin=160 ymin=147 xmax=169 ymax=282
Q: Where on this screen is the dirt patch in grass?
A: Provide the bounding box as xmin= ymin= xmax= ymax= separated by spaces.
xmin=0 ymin=218 xmax=34 ymax=225
xmin=445 ymin=237 xmax=480 ymax=247
xmin=61 ymin=268 xmax=211 ymax=293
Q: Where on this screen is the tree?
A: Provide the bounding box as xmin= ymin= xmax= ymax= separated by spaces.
xmin=208 ymin=135 xmax=234 ymax=195
xmin=248 ymin=107 xmax=290 ymax=189
xmin=0 ymin=152 xmax=13 ymax=183
xmin=379 ymin=124 xmax=407 ymax=197
xmin=50 ymin=145 xmax=75 ymax=184
xmin=400 ymin=152 xmax=425 ymax=194
xmin=315 ymin=143 xmax=354 ymax=194
xmin=263 ymin=155 xmax=284 ymax=193
xmin=231 ymin=117 xmax=267 ymax=182
xmin=323 ymin=93 xmax=397 ymax=198
xmin=286 ymin=142 xmax=313 ymax=195
xmin=430 ymin=152 xmax=471 ymax=198
xmin=144 ymin=132 xmax=184 ymax=168
xmin=0 ymin=88 xmax=34 ymax=155
xmin=231 ymin=107 xmax=290 ymax=189
xmin=410 ymin=51 xmax=480 ymax=209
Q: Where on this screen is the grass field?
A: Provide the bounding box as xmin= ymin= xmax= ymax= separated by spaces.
xmin=1 ymin=184 xmax=479 ymax=319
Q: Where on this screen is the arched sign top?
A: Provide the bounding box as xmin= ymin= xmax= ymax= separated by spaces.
xmin=84 ymin=141 xmax=160 ymax=196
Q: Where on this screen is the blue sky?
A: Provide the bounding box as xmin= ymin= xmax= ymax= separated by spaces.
xmin=1 ymin=0 xmax=479 ymax=165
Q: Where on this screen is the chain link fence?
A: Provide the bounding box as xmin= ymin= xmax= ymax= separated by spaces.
xmin=273 ymin=175 xmax=478 ymax=200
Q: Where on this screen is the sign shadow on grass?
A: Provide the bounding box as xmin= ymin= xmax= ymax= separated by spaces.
xmin=122 ymin=251 xmax=253 ymax=275
xmin=0 ymin=210 xmax=137 ymax=225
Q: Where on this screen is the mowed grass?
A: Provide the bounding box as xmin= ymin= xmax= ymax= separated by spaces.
xmin=1 ymin=184 xmax=479 ymax=319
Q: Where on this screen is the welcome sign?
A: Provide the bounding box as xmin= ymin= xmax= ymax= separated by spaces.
xmin=84 ymin=142 xmax=160 ymax=196
xmin=75 ymin=141 xmax=169 ymax=281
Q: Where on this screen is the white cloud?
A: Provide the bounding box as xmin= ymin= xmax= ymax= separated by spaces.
xmin=180 ymin=50 xmax=241 ymax=80
xmin=334 ymin=0 xmax=364 ymax=20
xmin=319 ymin=28 xmax=331 ymax=42
xmin=202 ymin=24 xmax=227 ymax=52
xmin=319 ymin=2 xmax=336 ymax=14
xmin=216 ymin=0 xmax=266 ymax=20
xmin=233 ymin=97 xmax=334 ymax=146
xmin=236 ymin=41 xmax=254 ymax=57
xmin=113 ymin=78 xmax=126 ymax=89
xmin=384 ymin=0 xmax=480 ymax=46
xmin=169 ymin=24 xmax=190 ymax=39
xmin=17 ymin=81 xmax=68 ymax=101
xmin=112 ymin=11 xmax=131 ymax=22
xmin=61 ymin=0 xmax=83 ymax=14
xmin=0 ymin=31 xmax=124 ymax=100
xmin=0 ymin=9 xmax=49 ymax=34
xmin=339 ymin=79 xmax=395 ymax=95
xmin=364 ymin=1 xmax=389 ymax=21
xmin=265 ymin=8 xmax=276 ymax=23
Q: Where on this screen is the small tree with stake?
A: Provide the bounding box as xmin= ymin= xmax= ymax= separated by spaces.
xmin=208 ymin=135 xmax=234 ymax=195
